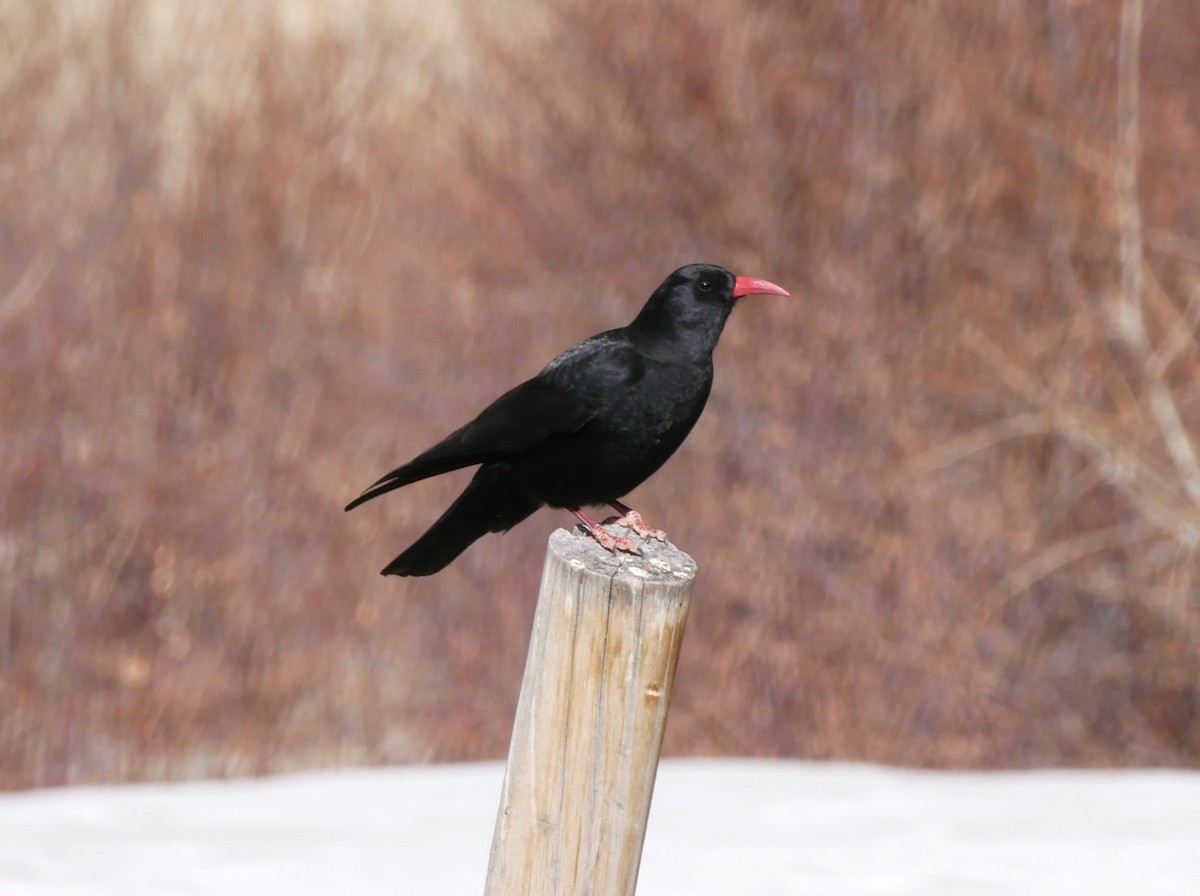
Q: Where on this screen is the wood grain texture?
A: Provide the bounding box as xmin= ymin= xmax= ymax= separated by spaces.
xmin=485 ymin=526 xmax=697 ymax=896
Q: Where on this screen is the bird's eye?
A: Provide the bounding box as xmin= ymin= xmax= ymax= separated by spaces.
xmin=698 ymin=279 xmax=713 ymax=293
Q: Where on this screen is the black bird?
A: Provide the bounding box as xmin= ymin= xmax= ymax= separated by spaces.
xmin=346 ymin=263 xmax=789 ymax=576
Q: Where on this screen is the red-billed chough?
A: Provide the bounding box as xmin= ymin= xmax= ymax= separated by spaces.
xmin=346 ymin=263 xmax=789 ymax=576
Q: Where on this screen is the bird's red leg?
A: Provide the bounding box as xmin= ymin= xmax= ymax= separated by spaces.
xmin=604 ymin=500 xmax=668 ymax=543
xmin=569 ymin=507 xmax=641 ymax=554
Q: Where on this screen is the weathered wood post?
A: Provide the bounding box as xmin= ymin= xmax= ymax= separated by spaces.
xmin=484 ymin=526 xmax=697 ymax=896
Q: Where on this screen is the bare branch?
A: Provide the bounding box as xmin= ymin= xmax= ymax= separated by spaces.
xmin=1111 ymin=0 xmax=1200 ymax=513
xmin=1146 ymin=227 xmax=1200 ymax=267
xmin=1114 ymin=0 xmax=1146 ymax=352
xmin=0 ymin=253 xmax=52 ymax=333
xmin=1053 ymin=415 xmax=1200 ymax=547
xmin=908 ymin=413 xmax=1053 ymax=475
xmin=962 ymin=324 xmax=1200 ymax=547
xmin=1001 ymin=523 xmax=1158 ymax=598
xmin=1145 ymin=375 xmax=1200 ymax=510
xmin=1145 ymin=270 xmax=1200 ymax=380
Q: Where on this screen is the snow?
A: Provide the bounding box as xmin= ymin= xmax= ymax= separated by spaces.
xmin=0 ymin=759 xmax=1197 ymax=895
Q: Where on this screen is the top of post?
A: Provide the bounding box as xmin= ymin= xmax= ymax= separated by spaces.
xmin=547 ymin=526 xmax=697 ymax=587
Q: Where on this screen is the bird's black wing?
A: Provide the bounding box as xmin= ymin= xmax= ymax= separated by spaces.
xmin=345 ymin=332 xmax=644 ymax=510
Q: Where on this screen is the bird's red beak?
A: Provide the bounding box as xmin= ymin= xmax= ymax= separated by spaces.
xmin=732 ymin=276 xmax=790 ymax=299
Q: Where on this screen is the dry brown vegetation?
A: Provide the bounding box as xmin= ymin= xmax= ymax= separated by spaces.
xmin=1 ymin=0 xmax=1198 ymax=789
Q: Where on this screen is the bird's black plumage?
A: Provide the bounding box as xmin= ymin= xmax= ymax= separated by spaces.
xmin=346 ymin=263 xmax=789 ymax=576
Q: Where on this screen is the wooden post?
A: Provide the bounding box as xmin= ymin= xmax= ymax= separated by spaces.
xmin=484 ymin=526 xmax=697 ymax=896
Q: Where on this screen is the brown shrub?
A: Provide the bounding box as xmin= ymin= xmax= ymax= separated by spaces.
xmin=0 ymin=0 xmax=1197 ymax=788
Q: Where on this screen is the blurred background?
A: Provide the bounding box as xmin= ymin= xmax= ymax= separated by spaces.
xmin=1 ymin=0 xmax=1198 ymax=790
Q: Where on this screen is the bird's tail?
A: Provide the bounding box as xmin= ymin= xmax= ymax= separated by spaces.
xmin=382 ymin=466 xmax=540 ymax=576
xmin=346 ymin=450 xmax=474 ymax=511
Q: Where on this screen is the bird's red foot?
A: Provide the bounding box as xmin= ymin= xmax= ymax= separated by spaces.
xmin=570 ymin=507 xmax=642 ymax=555
xmin=589 ymin=525 xmax=642 ymax=555
xmin=605 ymin=502 xmax=667 ymax=542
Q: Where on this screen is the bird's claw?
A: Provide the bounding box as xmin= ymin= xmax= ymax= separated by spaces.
xmin=603 ymin=509 xmax=668 ymax=543
xmin=587 ymin=525 xmax=642 ymax=555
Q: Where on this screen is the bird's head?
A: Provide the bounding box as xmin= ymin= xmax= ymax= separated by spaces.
xmin=669 ymin=263 xmax=790 ymax=306
xmin=630 ymin=263 xmax=790 ymax=352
